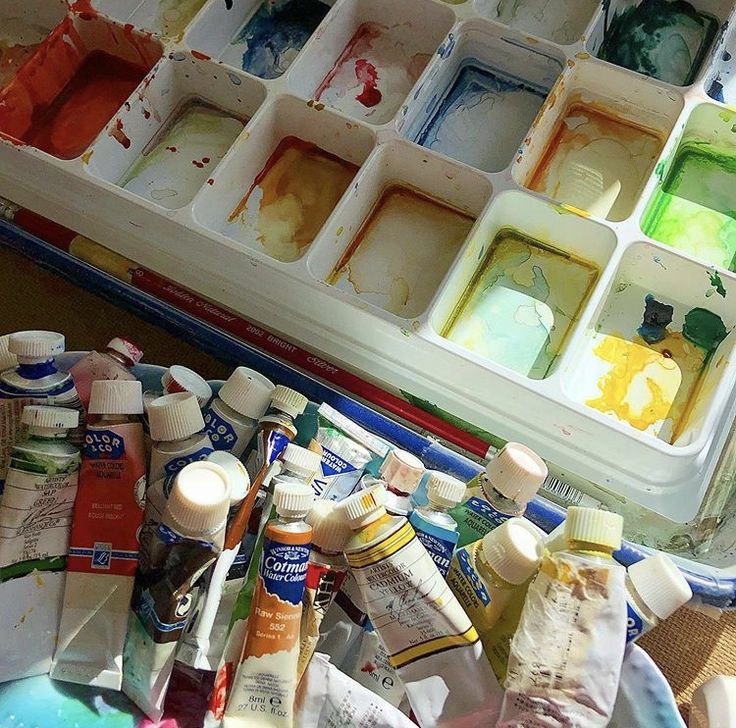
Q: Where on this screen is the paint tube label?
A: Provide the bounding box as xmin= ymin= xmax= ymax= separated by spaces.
xmin=225 ymin=528 xmax=311 ymax=725
xmin=162 ymin=446 xmax=214 ymax=478
xmin=352 ymin=625 xmax=406 ymax=708
xmin=626 ymin=603 xmax=646 ymax=643
xmin=0 ymin=453 xmax=80 ymax=569
xmin=409 ymin=511 xmax=458 ymax=578
xmin=451 ymin=496 xmax=510 ymax=547
xmin=311 ymin=446 xmax=363 ymax=501
xmin=66 ymin=423 xmax=146 ymax=576
xmin=297 ymin=560 xmax=347 ymax=680
xmin=500 ymin=552 xmax=627 ymax=727
xmin=449 ymin=545 xmax=491 ymax=608
xmin=245 ymin=418 xmax=293 ymax=481
xmin=148 ymin=434 xmax=214 ymax=484
xmin=204 ymin=401 xmax=257 ymax=458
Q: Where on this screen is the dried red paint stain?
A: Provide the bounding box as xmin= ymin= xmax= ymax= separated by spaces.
xmin=110 ymin=118 xmax=131 ymax=149
xmin=143 ymin=109 xmax=151 ymax=119
xmin=192 ymin=160 xmax=205 ymax=168
xmin=166 ymin=146 xmax=178 ymax=152
xmin=191 ymin=50 xmax=211 ymax=61
xmin=360 ymin=662 xmax=377 ymax=673
xmin=207 ymin=178 xmax=214 ymax=185
xmin=202 ymin=157 xmax=210 ymax=164
xmin=354 ymin=59 xmax=381 ymax=108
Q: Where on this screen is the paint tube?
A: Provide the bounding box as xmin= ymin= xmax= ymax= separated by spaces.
xmin=122 ymin=461 xmax=231 ymax=721
xmin=203 ymin=367 xmax=274 ymax=457
xmin=296 ymin=653 xmax=416 ymax=728
xmin=203 ymin=443 xmax=317 ymax=725
xmin=297 ymin=499 xmax=350 ymax=681
xmin=0 ymin=406 xmax=81 ymax=580
xmin=0 ymin=331 xmax=83 ymax=488
xmin=237 ymin=386 xmax=307 ymax=577
xmin=338 ymin=485 xmax=503 ymax=727
xmin=447 ymin=519 xmax=544 ymax=682
xmin=147 ymin=392 xmax=214 ymax=484
xmin=625 ymin=553 xmax=692 ymax=643
xmin=365 ymin=448 xmax=424 ymax=516
xmin=691 ymin=675 xmax=736 ymax=728
xmin=499 ymin=507 xmax=627 ymax=727
xmin=409 ymin=472 xmax=466 ymax=578
xmin=68 ymin=337 xmax=143 ymax=410
xmin=176 ymin=451 xmax=250 ymax=671
xmin=223 ymin=482 xmax=314 ymax=728
xmin=310 ymin=403 xmax=388 ymax=501
xmin=161 ymin=365 xmax=213 ymax=407
xmin=449 ymin=443 xmax=547 ymax=547
xmin=50 ymin=381 xmax=146 ymax=690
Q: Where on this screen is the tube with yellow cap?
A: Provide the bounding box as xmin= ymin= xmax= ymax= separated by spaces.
xmin=498 ymin=506 xmax=627 ymax=728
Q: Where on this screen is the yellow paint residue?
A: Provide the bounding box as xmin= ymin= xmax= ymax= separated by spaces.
xmin=34 ymin=573 xmax=44 ymax=587
xmin=586 ymin=332 xmax=706 ymax=438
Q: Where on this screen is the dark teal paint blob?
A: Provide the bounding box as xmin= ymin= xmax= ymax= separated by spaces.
xmin=683 ymin=308 xmax=729 ymax=351
xmin=599 ymin=0 xmax=718 ymax=86
xmin=709 ymin=271 xmax=727 ymax=298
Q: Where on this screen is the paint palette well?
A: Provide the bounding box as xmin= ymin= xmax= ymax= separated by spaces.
xmin=326 ymin=186 xmax=475 ymax=317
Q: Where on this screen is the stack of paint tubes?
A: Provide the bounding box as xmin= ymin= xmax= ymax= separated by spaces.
xmin=0 ymin=329 xmax=697 ymax=728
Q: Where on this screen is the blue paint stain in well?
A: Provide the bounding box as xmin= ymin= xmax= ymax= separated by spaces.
xmin=638 ymin=294 xmax=674 ymax=344
xmin=231 ymin=0 xmax=330 ymax=80
xmin=414 ymin=61 xmax=548 ymax=173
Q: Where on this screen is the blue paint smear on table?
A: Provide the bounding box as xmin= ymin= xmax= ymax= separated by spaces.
xmin=236 ymin=0 xmax=330 ymax=79
xmin=415 ymin=61 xmax=547 ymax=172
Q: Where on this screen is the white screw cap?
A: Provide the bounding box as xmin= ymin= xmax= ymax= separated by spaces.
xmin=484 ymin=443 xmax=547 ymax=505
xmin=148 ymin=392 xmax=206 ymax=442
xmin=207 ymin=450 xmax=250 ymax=505
xmin=565 ymin=506 xmax=623 ymax=552
xmin=0 ymin=334 xmax=18 ymax=371
xmin=426 ymin=471 xmax=466 ymax=509
xmin=274 ymin=482 xmax=314 ymax=518
xmin=165 ymin=461 xmax=231 ymax=538
xmin=162 ymin=366 xmax=212 ymax=407
xmin=281 ymin=443 xmax=322 ymax=482
xmin=545 ymin=522 xmax=568 ymax=554
xmin=21 ymin=405 xmax=79 ymax=431
xmin=218 ymin=367 xmax=275 ymax=420
xmin=270 ymin=385 xmax=308 ymax=418
xmin=628 ymin=553 xmax=692 ymax=621
xmin=107 ymin=337 xmax=143 ymax=366
xmin=380 ymin=449 xmax=424 ymax=495
xmin=9 ymin=330 xmax=65 ymax=360
xmin=691 ymin=676 xmax=736 ymax=728
xmin=338 ymin=484 xmax=388 ymax=530
xmin=89 ymin=380 xmax=144 ymax=415
xmin=481 ymin=517 xmax=544 ymax=585
xmin=306 ymin=500 xmax=351 ymax=553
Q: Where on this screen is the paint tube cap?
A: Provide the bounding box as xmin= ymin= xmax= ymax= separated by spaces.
xmin=274 ymin=482 xmax=314 ymax=518
xmin=484 ymin=443 xmax=548 ymax=504
xmin=88 ymin=380 xmax=144 ymax=415
xmin=9 ymin=330 xmax=65 ymax=360
xmin=270 ymin=385 xmax=308 ymax=418
xmin=106 ymin=337 xmax=143 ymax=366
xmin=281 ymin=443 xmax=322 ymax=482
xmin=545 ymin=522 xmax=568 ymax=554
xmin=207 ymin=451 xmax=250 ymax=506
xmin=338 ymin=484 xmax=388 ymax=529
xmin=165 ymin=461 xmax=231 ymax=537
xmin=482 ymin=517 xmax=544 ymax=585
xmin=21 ymin=405 xmax=79 ymax=432
xmin=148 ymin=392 xmax=206 ymax=442
xmin=628 ymin=553 xmax=692 ymax=621
xmin=219 ymin=367 xmax=275 ymax=419
xmin=380 ymin=449 xmax=424 ymax=495
xmin=306 ymin=500 xmax=351 ymax=553
xmin=0 ymin=334 xmax=18 ymax=371
xmin=565 ymin=506 xmax=623 ymax=551
xmin=690 ymin=676 xmax=736 ymax=728
xmin=427 ymin=472 xmax=466 ymax=508
xmin=162 ymin=366 xmax=212 ymax=407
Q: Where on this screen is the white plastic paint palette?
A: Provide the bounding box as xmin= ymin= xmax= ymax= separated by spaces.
xmin=1 ymin=0 xmax=736 ymax=528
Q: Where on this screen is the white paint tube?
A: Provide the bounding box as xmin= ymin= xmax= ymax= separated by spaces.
xmin=338 ymin=486 xmax=503 ymax=728
xmin=295 ymin=653 xmax=416 ymax=728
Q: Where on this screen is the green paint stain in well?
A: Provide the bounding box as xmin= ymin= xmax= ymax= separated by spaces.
xmin=709 ymin=271 xmax=727 ymax=298
xmin=443 ymin=228 xmax=599 ymax=379
xmin=683 ymin=307 xmax=729 ymax=351
xmin=642 ymin=142 xmax=736 ymax=270
xmin=599 ymin=0 xmax=718 ymax=85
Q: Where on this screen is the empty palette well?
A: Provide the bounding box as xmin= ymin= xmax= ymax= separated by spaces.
xmin=94 ymin=0 xmax=208 ymax=39
xmin=314 ymin=22 xmax=432 ymax=124
xmin=442 ymin=227 xmax=599 ymax=379
xmin=221 ymin=136 xmax=358 ymax=262
xmin=220 ymin=0 xmax=332 ymax=79
xmin=596 ymin=0 xmax=718 ymax=86
xmin=326 ymin=186 xmax=475 ymax=318
xmin=118 ymin=102 xmax=245 ymax=209
xmin=476 ymin=0 xmax=599 ymax=45
xmin=527 ymin=103 xmax=664 ymax=221
xmin=415 ymin=62 xmax=548 ymax=173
